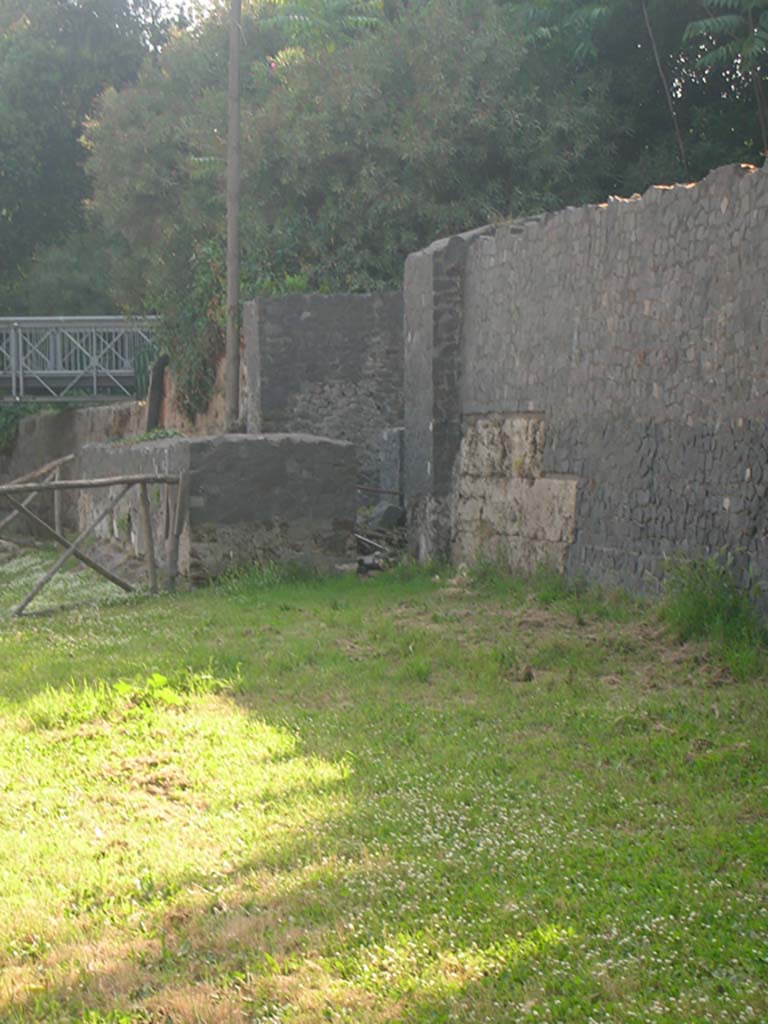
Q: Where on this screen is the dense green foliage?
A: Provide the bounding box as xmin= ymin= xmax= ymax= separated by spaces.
xmin=0 ymin=0 xmax=182 ymax=305
xmin=1 ymin=0 xmax=766 ymax=412
xmin=0 ymin=402 xmax=45 ymax=454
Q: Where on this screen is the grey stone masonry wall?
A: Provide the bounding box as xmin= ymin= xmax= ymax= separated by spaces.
xmin=405 ymin=162 xmax=768 ymax=591
xmin=76 ymin=437 xmax=188 ymax=569
xmin=242 ymin=292 xmax=403 ymax=494
xmin=78 ymin=433 xmax=357 ymax=582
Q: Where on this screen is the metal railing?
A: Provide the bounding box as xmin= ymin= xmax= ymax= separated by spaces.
xmin=0 ymin=317 xmax=159 ymax=401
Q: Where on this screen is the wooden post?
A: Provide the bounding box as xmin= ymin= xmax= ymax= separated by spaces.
xmin=3 ymin=453 xmax=74 ymax=487
xmin=13 ymin=484 xmax=133 ymax=616
xmin=139 ymin=482 xmax=158 ymax=594
xmin=167 ymin=470 xmax=190 ymax=592
xmin=53 ymin=466 xmax=62 ymax=537
xmin=0 ymin=474 xmax=180 ymax=497
xmin=0 ymin=454 xmax=75 ymax=533
xmin=6 ymin=496 xmax=135 ymax=594
xmin=224 ymin=0 xmax=242 ymax=432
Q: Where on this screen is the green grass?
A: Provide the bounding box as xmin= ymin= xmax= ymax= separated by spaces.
xmin=0 ymin=561 xmax=765 ymax=1023
xmin=661 ymin=556 xmax=767 ymax=682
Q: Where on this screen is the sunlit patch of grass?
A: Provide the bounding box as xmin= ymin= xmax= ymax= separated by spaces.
xmin=0 ymin=563 xmax=765 ymax=1023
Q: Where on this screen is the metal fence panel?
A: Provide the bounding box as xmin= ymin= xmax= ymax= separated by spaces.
xmin=0 ymin=317 xmax=159 ymax=401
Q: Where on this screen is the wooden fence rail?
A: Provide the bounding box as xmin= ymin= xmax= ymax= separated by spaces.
xmin=0 ymin=474 xmax=180 ymax=497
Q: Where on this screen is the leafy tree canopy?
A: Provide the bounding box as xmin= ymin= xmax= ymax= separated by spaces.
xmin=1 ymin=0 xmax=766 ymax=413
xmin=0 ymin=0 xmax=180 ymax=297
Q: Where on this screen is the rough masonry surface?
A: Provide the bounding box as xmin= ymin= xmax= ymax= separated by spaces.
xmin=78 ymin=433 xmax=357 ymax=582
xmin=243 ymin=291 xmax=403 ymax=493
xmin=405 ymin=162 xmax=768 ymax=592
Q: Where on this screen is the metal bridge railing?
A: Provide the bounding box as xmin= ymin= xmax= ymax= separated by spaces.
xmin=0 ymin=317 xmax=159 ymax=401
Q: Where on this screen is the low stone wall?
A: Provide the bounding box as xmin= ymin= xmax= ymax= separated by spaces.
xmin=1 ymin=288 xmax=403 ymax=541
xmin=78 ymin=433 xmax=357 ymax=582
xmin=76 ymin=436 xmax=187 ymax=569
xmin=0 ymin=402 xmax=145 ymax=531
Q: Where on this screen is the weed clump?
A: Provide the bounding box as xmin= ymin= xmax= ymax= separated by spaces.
xmin=468 ymin=561 xmax=637 ymax=622
xmin=661 ymin=556 xmax=766 ymax=681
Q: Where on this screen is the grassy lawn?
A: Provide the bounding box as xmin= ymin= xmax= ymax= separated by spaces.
xmin=0 ymin=559 xmax=765 ymax=1023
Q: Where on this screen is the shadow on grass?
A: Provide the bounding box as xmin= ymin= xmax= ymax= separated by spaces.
xmin=0 ymin=658 xmax=583 ymax=1024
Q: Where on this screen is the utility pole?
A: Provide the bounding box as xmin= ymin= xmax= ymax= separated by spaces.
xmin=225 ymin=0 xmax=242 ymax=431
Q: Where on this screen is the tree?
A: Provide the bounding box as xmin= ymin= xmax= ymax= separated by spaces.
xmin=0 ymin=0 xmax=177 ymax=303
xmin=514 ymin=0 xmax=764 ymax=189
xmin=84 ymin=0 xmax=766 ymax=416
xmin=685 ymin=0 xmax=768 ymax=154
xmin=238 ymin=0 xmax=613 ymax=292
xmin=87 ymin=8 xmax=288 ymax=413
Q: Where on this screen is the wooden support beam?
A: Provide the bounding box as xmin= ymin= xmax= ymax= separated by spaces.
xmin=139 ymin=482 xmax=158 ymax=594
xmin=13 ymin=484 xmax=134 ymax=616
xmin=6 ymin=496 xmax=134 ymax=596
xmin=53 ymin=466 xmax=62 ymax=537
xmin=167 ymin=470 xmax=190 ymax=593
xmin=0 ymin=470 xmax=55 ymax=534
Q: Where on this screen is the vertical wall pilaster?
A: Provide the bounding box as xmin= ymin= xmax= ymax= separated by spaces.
xmin=403 ymin=228 xmax=494 ymax=561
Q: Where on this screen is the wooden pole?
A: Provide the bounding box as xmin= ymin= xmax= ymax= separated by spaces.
xmin=0 ymin=473 xmax=179 ymax=496
xmin=3 ymin=453 xmax=74 ymax=488
xmin=139 ymin=482 xmax=158 ymax=594
xmin=6 ymin=496 xmax=134 ymax=593
xmin=224 ymin=0 xmax=242 ymax=432
xmin=53 ymin=466 xmax=62 ymax=537
xmin=167 ymin=470 xmax=190 ymax=593
xmin=13 ymin=484 xmax=133 ymax=616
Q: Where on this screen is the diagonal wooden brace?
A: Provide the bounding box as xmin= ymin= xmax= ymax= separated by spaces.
xmin=0 ymin=471 xmax=55 ymax=534
xmin=9 ymin=489 xmax=135 ymax=616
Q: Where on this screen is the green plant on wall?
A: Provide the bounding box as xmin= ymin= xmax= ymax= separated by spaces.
xmin=0 ymin=403 xmax=58 ymax=456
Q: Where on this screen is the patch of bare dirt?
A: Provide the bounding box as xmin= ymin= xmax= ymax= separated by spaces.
xmin=102 ymin=753 xmax=191 ymax=800
xmin=336 ymin=638 xmax=380 ymax=661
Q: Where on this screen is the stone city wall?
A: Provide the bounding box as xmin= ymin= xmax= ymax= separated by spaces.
xmin=405 ymin=162 xmax=768 ymax=592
